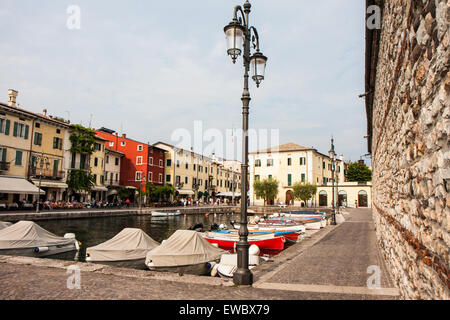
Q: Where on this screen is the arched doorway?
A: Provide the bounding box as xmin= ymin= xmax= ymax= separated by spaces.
xmin=338 ymin=190 xmax=347 ymax=207
xmin=358 ymin=190 xmax=368 ymax=207
xmin=319 ymin=190 xmax=327 ymax=207
xmin=285 ymin=190 xmax=293 ymax=206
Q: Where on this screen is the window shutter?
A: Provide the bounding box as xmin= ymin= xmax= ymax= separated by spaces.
xmin=59 ymin=138 xmax=63 ymax=150
xmin=15 ymin=150 xmax=22 ymax=166
xmin=24 ymin=125 xmax=29 ymax=139
xmin=5 ymin=120 xmax=10 ymax=135
xmin=1 ymin=148 xmax=6 ymax=162
xmin=13 ymin=122 xmax=18 ymax=137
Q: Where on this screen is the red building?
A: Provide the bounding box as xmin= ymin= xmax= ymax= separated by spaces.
xmin=96 ymin=128 xmax=165 ymax=195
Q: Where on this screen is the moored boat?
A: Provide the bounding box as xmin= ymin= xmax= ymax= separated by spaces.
xmin=145 ymin=230 xmax=226 ymax=275
xmin=0 ymin=221 xmax=79 ymax=258
xmin=202 ymin=231 xmax=286 ymax=251
xmin=86 ymin=228 xmax=160 ymax=269
xmin=151 ymin=210 xmax=182 ymax=217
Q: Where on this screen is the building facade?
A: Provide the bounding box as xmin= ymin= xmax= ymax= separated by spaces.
xmin=104 ymin=148 xmax=124 ymax=202
xmin=365 ymin=0 xmax=449 ymax=299
xmin=249 ymin=143 xmax=345 ymax=206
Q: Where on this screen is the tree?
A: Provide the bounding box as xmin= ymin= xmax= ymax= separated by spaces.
xmin=345 ymin=161 xmax=372 ymax=182
xmin=118 ymin=187 xmax=133 ymax=200
xmin=253 ymin=178 xmax=279 ymax=206
xmin=292 ymin=182 xmax=317 ymax=206
xmin=67 ymin=169 xmax=95 ymax=195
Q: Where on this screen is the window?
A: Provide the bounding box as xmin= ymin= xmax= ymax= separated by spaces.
xmin=255 ymin=159 xmax=261 ymax=167
xmin=287 ymin=174 xmax=292 ymax=186
xmin=110 ymin=172 xmax=113 ymax=183
xmin=158 ymin=174 xmax=162 ymax=183
xmin=323 ymin=161 xmax=326 ymax=169
xmin=53 ymin=137 xmax=63 ymax=150
xmin=185 ymin=176 xmax=188 ymax=184
xmin=301 ymin=173 xmax=306 ymax=182
xmin=136 ymin=171 xmax=142 ymax=181
xmin=268 ymin=174 xmax=272 ymax=180
xmin=193 ymin=164 xmax=196 ymax=171
xmin=109 ymin=141 xmax=114 ymax=147
xmin=120 ymin=141 xmax=126 ymax=146
xmin=176 ymin=176 xmax=181 ymax=184
xmin=267 ymin=159 xmax=273 ymax=166
xmin=94 ymin=157 xmax=98 ymax=167
xmin=159 ymin=159 xmax=163 ymax=167
xmin=185 ymin=163 xmax=189 ymax=169
xmin=106 ymin=155 xmax=109 ymax=164
xmin=94 ymin=143 xmax=101 ymax=151
xmin=115 ymin=173 xmax=119 ymax=182
xmin=0 ymin=118 xmax=10 ymax=134
xmin=56 ymin=129 xmax=61 ymax=134
xmin=148 ymin=171 xmax=153 ymax=182
xmin=71 ymin=153 xmax=76 ymax=169
xmin=93 ymin=174 xmax=97 ymax=184
xmin=176 ymin=160 xmax=180 ymax=168
xmin=166 ymin=159 xmax=172 ymax=167
xmin=137 ymin=145 xmax=143 ymax=151
xmin=255 ymin=175 xmax=260 ymax=181
xmin=35 ymin=122 xmax=40 ymax=128
xmin=80 ymin=154 xmax=87 ymax=169
xmin=300 ymin=157 xmax=306 ymax=165
xmin=115 ymin=157 xmax=119 ymax=166
xmin=13 ymin=122 xmax=29 ymax=139
xmin=100 ymin=175 xmax=104 ymax=184
xmin=149 ymin=157 xmax=153 ymax=165
xmin=287 ymin=158 xmax=292 ymax=166
xmin=33 ymin=132 xmax=42 ymax=146
xmin=14 ymin=150 xmax=23 ymax=166
xmin=166 ymin=174 xmax=171 ymax=182
xmin=136 ymin=156 xmax=143 ymax=165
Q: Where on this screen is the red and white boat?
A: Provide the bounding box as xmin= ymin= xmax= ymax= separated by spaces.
xmin=202 ymin=232 xmax=285 ymax=251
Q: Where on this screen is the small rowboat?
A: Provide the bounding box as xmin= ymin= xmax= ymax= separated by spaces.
xmin=151 ymin=210 xmax=182 ymax=217
xmin=202 ymin=232 xmax=285 ymax=251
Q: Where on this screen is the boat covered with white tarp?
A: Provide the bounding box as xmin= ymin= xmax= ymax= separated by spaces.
xmin=0 ymin=221 xmax=79 ymax=258
xmin=145 ymin=230 xmax=226 ymax=275
xmin=0 ymin=221 xmax=12 ymax=230
xmin=86 ymin=228 xmax=159 ymax=269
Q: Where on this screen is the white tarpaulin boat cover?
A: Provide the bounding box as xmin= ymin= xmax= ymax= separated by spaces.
xmin=0 ymin=221 xmax=12 ymax=230
xmin=0 ymin=221 xmax=75 ymax=249
xmin=86 ymin=228 xmax=160 ymax=262
xmin=145 ymin=230 xmax=226 ymax=267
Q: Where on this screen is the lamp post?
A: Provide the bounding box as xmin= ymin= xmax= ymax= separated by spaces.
xmin=224 ymin=0 xmax=268 ymax=286
xmin=328 ymin=138 xmax=336 ymax=225
xmin=35 ymin=152 xmax=50 ymax=213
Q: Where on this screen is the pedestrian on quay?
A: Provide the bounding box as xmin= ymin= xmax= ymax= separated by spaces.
xmin=126 ymin=199 xmax=130 ymax=208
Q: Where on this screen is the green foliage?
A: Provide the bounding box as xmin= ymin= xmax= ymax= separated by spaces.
xmin=145 ymin=184 xmax=176 ymax=202
xmin=69 ymin=124 xmax=96 ymax=154
xmin=253 ymin=178 xmax=279 ymax=206
xmin=118 ymin=187 xmax=133 ymax=200
xmin=67 ymin=169 xmax=95 ymax=193
xmin=292 ymin=182 xmax=318 ymax=204
xmin=345 ymin=161 xmax=372 ymax=182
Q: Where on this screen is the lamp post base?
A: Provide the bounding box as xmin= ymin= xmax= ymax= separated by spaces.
xmin=233 ymin=268 xmax=253 ymax=286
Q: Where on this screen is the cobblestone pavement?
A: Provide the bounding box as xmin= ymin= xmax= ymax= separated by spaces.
xmin=0 ymin=208 xmax=400 ymax=300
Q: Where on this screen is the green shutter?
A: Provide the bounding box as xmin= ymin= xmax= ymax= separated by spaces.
xmin=24 ymin=125 xmax=29 ymax=139
xmin=13 ymin=122 xmax=18 ymax=137
xmin=1 ymin=148 xmax=6 ymax=162
xmin=4 ymin=120 xmax=10 ymax=135
xmin=15 ymin=150 xmax=22 ymax=166
xmin=288 ymin=174 xmax=292 ymax=186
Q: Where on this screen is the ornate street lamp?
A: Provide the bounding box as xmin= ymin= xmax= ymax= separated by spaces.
xmin=224 ymin=0 xmax=268 ymax=286
xmin=36 ymin=152 xmax=50 ymax=213
xmin=329 ymin=138 xmax=336 ymax=225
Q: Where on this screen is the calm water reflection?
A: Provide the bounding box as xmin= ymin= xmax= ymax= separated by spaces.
xmin=38 ymin=212 xmax=241 ymax=262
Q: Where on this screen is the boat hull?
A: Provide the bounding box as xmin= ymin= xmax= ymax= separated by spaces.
xmin=147 ymin=261 xmax=215 ymax=276
xmin=151 ymin=210 xmax=182 ymax=217
xmin=86 ymin=257 xmax=147 ymax=270
xmin=203 ymin=234 xmax=285 ymax=251
xmin=0 ymin=243 xmax=78 ymax=259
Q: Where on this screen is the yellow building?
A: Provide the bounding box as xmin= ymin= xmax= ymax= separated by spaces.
xmin=153 ymin=142 xmax=241 ymax=202
xmin=0 ymin=89 xmax=68 ymax=207
xmin=89 ymin=135 xmax=108 ymax=201
xmin=249 ymin=143 xmax=345 ymax=206
xmin=316 ymin=182 xmax=372 ymax=208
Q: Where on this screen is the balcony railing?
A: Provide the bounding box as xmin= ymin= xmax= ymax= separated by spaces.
xmin=0 ymin=161 xmax=9 ymax=171
xmin=28 ymin=167 xmax=65 ymax=180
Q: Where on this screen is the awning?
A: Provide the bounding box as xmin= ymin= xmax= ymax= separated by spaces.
xmin=107 ymin=189 xmax=118 ymax=195
xmin=0 ymin=176 xmax=45 ymax=194
xmin=216 ymin=192 xmax=241 ymax=197
xmin=177 ymin=189 xmax=195 ymax=195
xmin=31 ymin=180 xmax=68 ymax=189
xmin=91 ymin=186 xmax=108 ymax=192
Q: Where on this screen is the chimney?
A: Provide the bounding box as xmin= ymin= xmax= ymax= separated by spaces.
xmin=8 ymin=89 xmax=18 ymax=107
xmin=122 ymin=133 xmax=126 ymax=138
xmin=43 ymin=109 xmax=47 ymax=116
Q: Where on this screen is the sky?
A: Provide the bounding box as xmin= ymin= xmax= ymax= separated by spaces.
xmin=0 ymin=0 xmax=369 ymax=163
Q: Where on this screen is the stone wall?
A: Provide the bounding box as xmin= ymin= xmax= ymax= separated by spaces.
xmin=370 ymin=0 xmax=449 ymax=299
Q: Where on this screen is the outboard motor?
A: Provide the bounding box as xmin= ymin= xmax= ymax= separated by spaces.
xmin=219 ymin=224 xmax=227 ymax=230
xmin=229 ymin=220 xmax=236 ymax=228
xmin=188 ymin=222 xmax=204 ymax=232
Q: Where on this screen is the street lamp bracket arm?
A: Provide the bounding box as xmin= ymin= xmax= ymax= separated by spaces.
xmin=233 ymin=5 xmax=247 ymax=27
xmin=249 ymin=26 xmax=260 ymax=51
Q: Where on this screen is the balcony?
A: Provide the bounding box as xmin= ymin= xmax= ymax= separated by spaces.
xmin=0 ymin=161 xmax=9 ymax=171
xmin=28 ymin=167 xmax=65 ymax=180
